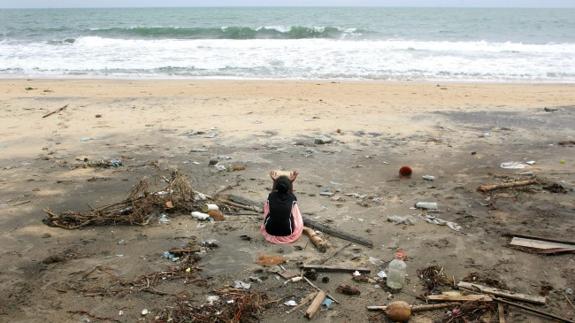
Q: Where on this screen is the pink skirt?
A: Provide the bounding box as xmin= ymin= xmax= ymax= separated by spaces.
xmin=260 ymin=200 xmax=304 ymax=244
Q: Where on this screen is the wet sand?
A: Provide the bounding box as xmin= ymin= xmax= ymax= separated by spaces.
xmin=1 ymin=79 xmax=574 ymax=322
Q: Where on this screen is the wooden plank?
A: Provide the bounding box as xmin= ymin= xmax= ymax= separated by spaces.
xmin=305 ymin=290 xmax=326 ymax=319
xmin=301 ymin=264 xmax=370 ymax=274
xmin=503 ymin=232 xmax=575 ymax=246
xmin=427 ymin=294 xmax=492 ymax=302
xmin=457 ymin=282 xmax=546 ymax=305
xmin=303 ymin=217 xmax=373 ymax=248
xmin=498 ymin=302 xmax=506 ymax=323
xmin=303 ymin=227 xmax=329 ymax=253
xmin=510 ymin=237 xmax=575 ymax=251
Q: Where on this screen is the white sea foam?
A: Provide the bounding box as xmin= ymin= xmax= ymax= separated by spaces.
xmin=1 ymin=37 xmax=574 ymax=81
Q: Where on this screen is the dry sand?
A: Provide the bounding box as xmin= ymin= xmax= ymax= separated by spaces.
xmin=1 ymin=79 xmax=574 ymax=322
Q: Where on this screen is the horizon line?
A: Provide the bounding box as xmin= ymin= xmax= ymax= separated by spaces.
xmin=1 ymin=5 xmax=575 ymax=9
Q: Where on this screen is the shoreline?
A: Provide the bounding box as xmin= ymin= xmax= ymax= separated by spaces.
xmin=2 ymin=76 xmax=575 ymax=85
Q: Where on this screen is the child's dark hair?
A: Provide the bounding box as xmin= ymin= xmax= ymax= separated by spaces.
xmin=274 ymin=176 xmax=292 ymax=194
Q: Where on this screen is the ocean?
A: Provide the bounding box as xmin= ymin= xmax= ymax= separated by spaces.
xmin=0 ymin=7 xmax=574 ymax=82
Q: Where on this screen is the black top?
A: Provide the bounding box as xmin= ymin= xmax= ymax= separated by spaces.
xmin=264 ymin=191 xmax=297 ymax=236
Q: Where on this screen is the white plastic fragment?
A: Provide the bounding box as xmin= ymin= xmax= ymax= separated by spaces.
xmin=191 ymin=211 xmax=210 ymax=221
xmin=284 ymin=300 xmax=298 ymax=307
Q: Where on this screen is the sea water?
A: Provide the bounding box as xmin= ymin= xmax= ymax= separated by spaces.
xmin=0 ymin=7 xmax=574 ymax=82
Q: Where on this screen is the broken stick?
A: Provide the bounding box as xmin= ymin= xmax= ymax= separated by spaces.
xmin=457 ymin=281 xmax=546 ymax=305
xmin=305 ymin=290 xmax=326 ymax=319
xmin=494 ymin=298 xmax=574 ymax=323
xmin=477 ymin=179 xmax=537 ymax=193
xmin=303 ymin=217 xmax=373 ymax=248
xmin=303 ymin=227 xmax=329 ymax=253
xmin=427 ymin=294 xmax=492 ymax=302
xmin=42 ymin=104 xmax=68 ymax=118
xmin=367 ymin=302 xmax=461 ymax=311
xmin=301 ymin=264 xmax=370 ymax=274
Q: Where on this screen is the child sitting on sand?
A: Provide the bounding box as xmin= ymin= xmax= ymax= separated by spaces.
xmin=260 ymin=170 xmax=304 ymax=244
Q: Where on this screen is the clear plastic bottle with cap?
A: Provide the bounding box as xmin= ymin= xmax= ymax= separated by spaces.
xmin=386 ymin=250 xmax=407 ymax=290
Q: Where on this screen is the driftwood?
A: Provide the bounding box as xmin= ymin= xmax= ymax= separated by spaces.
xmin=303 ymin=217 xmax=373 ymax=248
xmin=303 ymin=276 xmax=339 ymax=304
xmin=495 ymin=298 xmax=575 ymax=323
xmin=303 ymin=227 xmax=328 ymax=253
xmin=498 ymin=302 xmax=506 ymax=323
xmin=286 ymin=292 xmax=317 ymax=315
xmin=427 ymin=294 xmax=492 ymax=302
xmin=367 ymin=302 xmax=461 ymax=311
xmin=305 ymin=290 xmax=326 ymax=319
xmin=42 ymin=104 xmax=68 ymax=118
xmin=503 ymin=232 xmax=575 ymax=246
xmin=477 ymin=179 xmax=537 ymax=192
xmin=457 ymin=282 xmax=546 ymax=305
xmin=509 ymin=237 xmax=575 ymax=254
xmin=301 ymin=264 xmax=370 ymax=274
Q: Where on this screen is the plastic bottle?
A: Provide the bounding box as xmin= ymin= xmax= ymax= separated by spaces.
xmin=386 ymin=250 xmax=407 ymax=290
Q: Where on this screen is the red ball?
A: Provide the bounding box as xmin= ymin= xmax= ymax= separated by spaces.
xmin=399 ymin=166 xmax=412 ymax=177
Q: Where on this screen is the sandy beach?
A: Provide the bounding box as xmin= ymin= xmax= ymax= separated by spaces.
xmin=1 ymin=79 xmax=575 ymax=322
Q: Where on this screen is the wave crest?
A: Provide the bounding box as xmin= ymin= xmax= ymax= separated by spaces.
xmin=90 ymin=25 xmax=366 ymax=39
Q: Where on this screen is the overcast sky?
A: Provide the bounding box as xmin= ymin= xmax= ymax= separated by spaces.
xmin=1 ymin=0 xmax=574 ymax=8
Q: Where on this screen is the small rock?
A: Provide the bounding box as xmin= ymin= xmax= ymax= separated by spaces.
xmin=314 ymin=135 xmax=333 ymax=145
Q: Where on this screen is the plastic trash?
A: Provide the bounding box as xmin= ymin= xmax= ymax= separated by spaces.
xmin=387 ymin=215 xmax=417 ymax=225
xmin=422 ymin=175 xmax=436 ymax=181
xmin=206 ymin=295 xmax=220 ymax=305
xmin=202 ymin=203 xmax=219 ymax=212
xmin=284 ymin=300 xmax=297 ymax=307
xmin=214 ymin=164 xmax=227 ymax=172
xmin=158 ymin=213 xmax=170 ymax=224
xmin=141 ymin=309 xmax=149 ymax=316
xmin=162 ymin=251 xmax=179 ymax=262
xmin=415 ymin=202 xmax=438 ymax=210
xmin=352 ymin=270 xmax=361 ymax=277
xmin=423 ymin=214 xmax=462 ymax=232
xmin=500 ymin=161 xmax=528 ymax=169
xmin=377 ymin=270 xmax=387 ymax=279
xmin=234 ymin=280 xmax=251 ymax=290
xmin=322 ymin=298 xmax=334 ymax=309
xmin=191 ymin=211 xmax=210 ymax=221
xmin=386 ymin=251 xmax=407 ymax=290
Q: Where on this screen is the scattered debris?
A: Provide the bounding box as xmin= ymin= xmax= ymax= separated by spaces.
xmin=233 ymin=280 xmax=251 ymax=290
xmin=157 ymin=288 xmax=267 ymax=322
xmin=415 ymin=202 xmax=438 ymax=210
xmin=543 ymin=183 xmax=568 ymax=194
xmin=427 ymin=292 xmax=492 ymax=302
xmin=387 ymin=215 xmax=417 ymax=225
xmin=417 ymin=265 xmax=452 ymax=293
xmin=495 ymin=297 xmax=574 ymax=323
xmin=336 ymin=284 xmax=361 ymax=295
xmin=422 ymin=175 xmax=435 ymax=181
xmin=43 ymin=171 xmax=195 ymax=229
xmin=422 ymin=214 xmax=462 ymax=232
xmin=256 ymin=254 xmax=286 ymax=266
xmin=314 ymin=135 xmax=333 ymax=144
